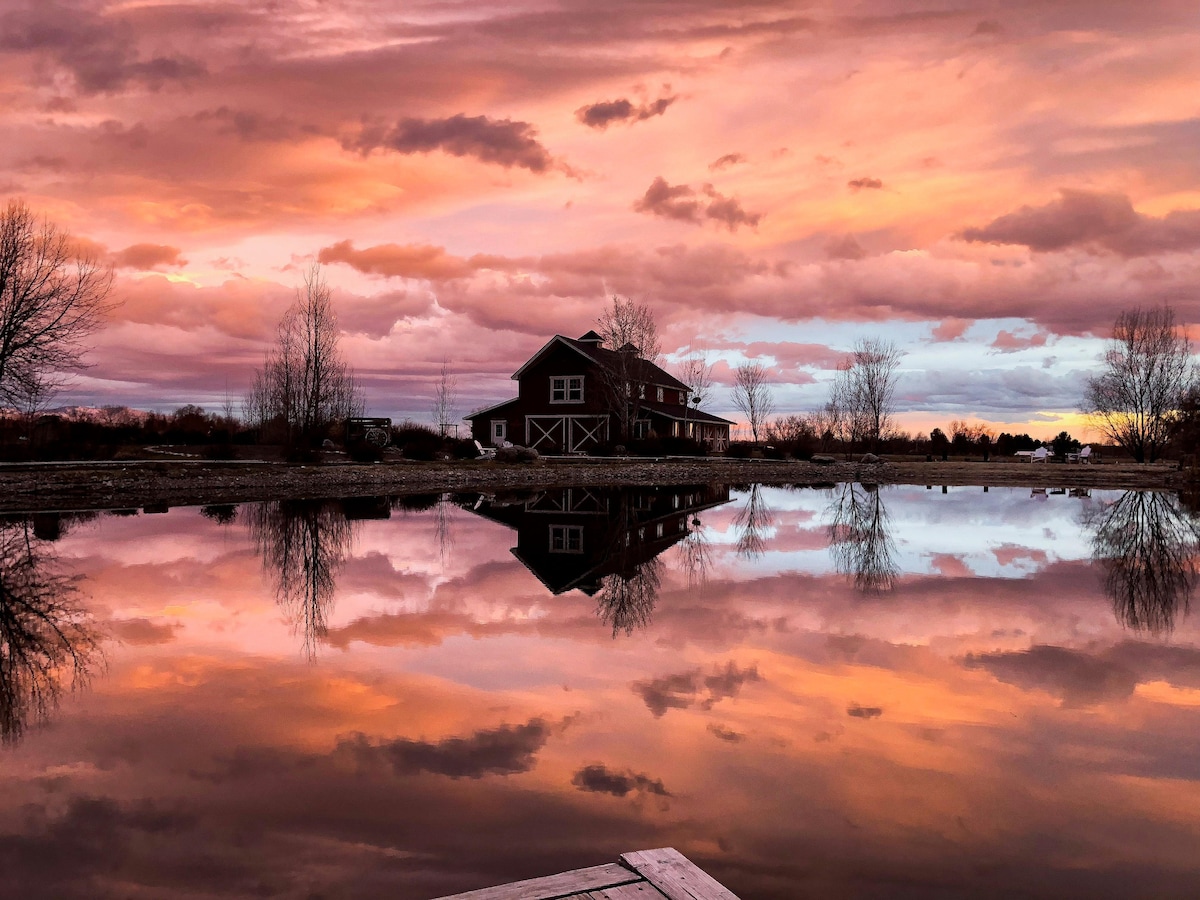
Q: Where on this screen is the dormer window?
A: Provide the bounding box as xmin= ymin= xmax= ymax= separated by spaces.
xmin=551 ymin=375 xmax=583 ymax=403
xmin=656 ymin=386 xmax=664 ymax=402
xmin=679 ymin=391 xmax=686 ymax=405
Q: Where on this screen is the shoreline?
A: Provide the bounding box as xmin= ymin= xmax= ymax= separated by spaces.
xmin=0 ymin=456 xmax=1188 ymax=514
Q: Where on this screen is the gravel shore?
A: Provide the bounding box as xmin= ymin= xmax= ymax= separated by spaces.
xmin=0 ymin=456 xmax=1187 ymax=513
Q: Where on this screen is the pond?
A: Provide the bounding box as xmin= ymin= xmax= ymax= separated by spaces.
xmin=1 ymin=483 xmax=1199 ymax=899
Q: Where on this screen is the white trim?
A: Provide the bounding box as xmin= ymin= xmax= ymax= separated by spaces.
xmin=549 ymin=374 xmax=584 ymax=403
xmin=526 ymin=414 xmax=609 ymax=452
xmin=491 ymin=419 xmax=507 ymax=443
xmin=510 ymin=335 xmax=598 ymax=380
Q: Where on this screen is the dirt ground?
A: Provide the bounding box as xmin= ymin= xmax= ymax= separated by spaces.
xmin=0 ymin=454 xmax=1188 ymax=514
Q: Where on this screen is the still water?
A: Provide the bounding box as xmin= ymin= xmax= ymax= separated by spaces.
xmin=2 ymin=484 xmax=1199 ymax=899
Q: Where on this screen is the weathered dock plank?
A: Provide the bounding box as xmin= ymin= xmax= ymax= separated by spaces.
xmin=580 ymin=884 xmax=669 ymax=899
xmin=434 ymin=862 xmax=642 ymax=900
xmin=619 ymin=849 xmax=739 ymax=900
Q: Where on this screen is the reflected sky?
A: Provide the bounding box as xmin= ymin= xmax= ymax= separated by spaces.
xmin=1 ymin=486 xmax=1199 ymax=899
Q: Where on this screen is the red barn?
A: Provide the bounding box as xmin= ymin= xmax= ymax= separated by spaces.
xmin=466 ymin=331 xmax=732 ymax=453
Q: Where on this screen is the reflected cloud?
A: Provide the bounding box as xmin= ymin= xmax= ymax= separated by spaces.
xmin=1086 ymin=491 xmax=1200 ymax=634
xmin=245 ymin=500 xmax=359 ymax=659
xmin=827 ymin=483 xmax=899 ymax=593
xmin=0 ymin=520 xmax=100 ymax=744
xmin=632 ymin=661 xmax=762 ymax=718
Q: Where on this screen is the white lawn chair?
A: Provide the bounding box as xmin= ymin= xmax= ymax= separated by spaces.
xmin=473 ymin=439 xmax=496 ymax=460
xmin=1030 ymin=446 xmax=1049 ymax=463
xmin=1079 ymin=445 xmax=1091 ymax=463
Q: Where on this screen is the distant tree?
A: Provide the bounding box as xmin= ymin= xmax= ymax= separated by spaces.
xmin=830 ymin=338 xmax=903 ymax=451
xmin=595 ymin=295 xmax=660 ymax=442
xmin=245 ymin=264 xmax=363 ymax=452
xmin=677 ymin=346 xmax=714 ymax=409
xmin=0 ymin=200 xmax=114 ymax=410
xmin=731 ymin=362 xmax=775 ymax=442
xmin=431 ymin=357 xmax=458 ymax=437
xmin=929 ymin=427 xmax=950 ymax=458
xmin=1083 ymin=306 xmax=1196 ymax=463
xmin=1051 ymin=430 xmax=1081 ymax=460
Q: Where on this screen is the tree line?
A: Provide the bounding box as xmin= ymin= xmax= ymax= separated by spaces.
xmin=1 ymin=200 xmax=1196 ymax=467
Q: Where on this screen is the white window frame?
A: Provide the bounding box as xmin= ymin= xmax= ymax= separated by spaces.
xmin=491 ymin=420 xmax=507 ymax=443
xmin=678 ymin=390 xmax=687 ymax=405
xmin=656 ymin=386 xmax=664 ymax=402
xmin=549 ymin=524 xmax=584 ymax=554
xmin=633 ymin=419 xmax=651 ymax=439
xmin=550 ymin=375 xmax=584 ymax=403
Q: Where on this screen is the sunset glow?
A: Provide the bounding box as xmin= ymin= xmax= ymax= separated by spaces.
xmin=2 ymin=1 xmax=1198 ymax=434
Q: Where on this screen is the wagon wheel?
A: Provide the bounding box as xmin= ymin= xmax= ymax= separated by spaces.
xmin=364 ymin=427 xmax=389 ymax=448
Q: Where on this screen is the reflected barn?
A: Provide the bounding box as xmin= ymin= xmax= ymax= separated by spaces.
xmin=827 ymin=482 xmax=900 ymax=593
xmin=1087 ymin=490 xmax=1200 ymax=633
xmin=246 ymin=499 xmax=359 ymax=658
xmin=0 ymin=519 xmax=99 ymax=744
xmin=465 ymin=485 xmax=731 ymax=634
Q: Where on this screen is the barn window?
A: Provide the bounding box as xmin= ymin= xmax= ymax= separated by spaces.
xmin=549 ymin=525 xmax=583 ymax=553
xmin=551 ymin=376 xmax=583 ymax=403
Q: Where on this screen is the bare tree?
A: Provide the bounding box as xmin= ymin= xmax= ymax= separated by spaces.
xmin=1083 ymin=306 xmax=1195 ymax=463
xmin=595 ymin=295 xmax=661 ymax=441
xmin=731 ymin=362 xmax=775 ymax=442
xmin=827 ymin=482 xmax=899 ymax=593
xmin=1086 ymin=490 xmax=1200 ymax=633
xmin=0 ymin=519 xmax=100 ymax=743
xmin=0 ymin=200 xmax=114 ymax=409
xmin=830 ymin=338 xmax=903 ymax=451
xmin=245 ymin=264 xmax=363 ymax=450
xmin=246 ymin=499 xmax=358 ymax=660
xmin=677 ymin=346 xmax=714 ymax=408
xmin=431 ymin=357 xmax=458 ymax=437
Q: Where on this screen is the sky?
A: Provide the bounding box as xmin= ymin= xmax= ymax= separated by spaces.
xmin=3 ymin=0 xmax=1199 ymax=437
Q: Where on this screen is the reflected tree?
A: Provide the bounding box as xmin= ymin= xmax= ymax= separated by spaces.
xmin=676 ymin=516 xmax=712 ymax=590
xmin=434 ymin=494 xmax=454 ymax=568
xmin=596 ymin=556 xmax=663 ymax=637
xmin=0 ymin=520 xmax=99 ymax=744
xmin=246 ymin=500 xmax=358 ymax=659
xmin=733 ymin=484 xmax=774 ymax=560
xmin=828 ymin=482 xmax=899 ymax=593
xmin=1086 ymin=491 xmax=1200 ymax=634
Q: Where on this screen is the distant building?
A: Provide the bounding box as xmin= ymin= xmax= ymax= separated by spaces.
xmin=465 ymin=331 xmax=732 ymax=453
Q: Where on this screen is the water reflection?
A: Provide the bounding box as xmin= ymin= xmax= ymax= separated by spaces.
xmin=0 ymin=518 xmax=99 ymax=744
xmin=246 ymin=499 xmax=359 ymax=659
xmin=1086 ymin=490 xmax=1200 ymax=634
xmin=827 ymin=482 xmax=899 ymax=593
xmin=465 ymin=485 xmax=730 ymax=634
xmin=732 ymin=483 xmax=773 ymax=560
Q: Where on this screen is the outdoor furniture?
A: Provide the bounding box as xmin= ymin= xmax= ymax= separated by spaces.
xmin=473 ymin=440 xmax=496 ymax=460
xmin=1029 ymin=447 xmax=1049 ymax=463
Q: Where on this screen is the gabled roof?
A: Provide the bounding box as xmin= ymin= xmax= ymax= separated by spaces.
xmin=464 ymin=397 xmax=521 ymax=420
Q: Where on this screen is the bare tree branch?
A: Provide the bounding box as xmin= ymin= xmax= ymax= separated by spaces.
xmin=0 ymin=200 xmax=114 ymax=409
xmin=1082 ymin=306 xmax=1195 ymax=463
xmin=731 ymin=362 xmax=775 ymax=442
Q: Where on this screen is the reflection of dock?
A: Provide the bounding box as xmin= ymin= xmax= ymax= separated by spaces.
xmin=435 ymin=847 xmax=739 ymax=899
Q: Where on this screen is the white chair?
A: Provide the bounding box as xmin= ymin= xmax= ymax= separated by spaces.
xmin=1079 ymin=445 xmax=1091 ymax=463
xmin=473 ymin=439 xmax=496 ymax=460
xmin=1030 ymin=446 xmax=1049 ymax=463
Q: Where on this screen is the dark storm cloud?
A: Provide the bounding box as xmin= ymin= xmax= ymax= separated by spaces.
xmin=963 ymin=645 xmax=1138 ymax=707
xmin=960 ymin=189 xmax=1200 ymax=256
xmin=0 ymin=4 xmax=206 ymax=95
xmin=346 ymin=114 xmax=558 ymax=173
xmin=575 ymin=95 xmax=677 ymax=129
xmin=571 ymin=764 xmax=670 ymax=797
xmin=634 ymin=177 xmax=762 ymax=231
xmin=633 ymin=661 xmax=762 ymax=717
xmin=847 ymin=177 xmax=884 ymax=191
xmin=335 ymin=719 xmax=551 ymax=778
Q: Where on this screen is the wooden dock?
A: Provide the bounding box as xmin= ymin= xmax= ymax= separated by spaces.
xmin=433 ymin=847 xmax=740 ymax=899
